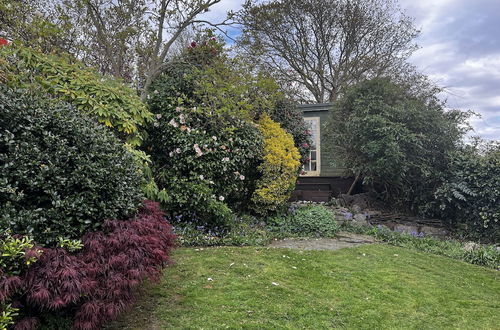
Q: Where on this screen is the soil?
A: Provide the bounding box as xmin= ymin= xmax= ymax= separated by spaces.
xmin=268 ymin=232 xmax=376 ymax=251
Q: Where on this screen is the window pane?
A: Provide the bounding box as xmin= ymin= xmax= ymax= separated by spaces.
xmin=311 ymin=151 xmax=316 ymax=161
xmin=311 ymin=161 xmax=317 ymax=171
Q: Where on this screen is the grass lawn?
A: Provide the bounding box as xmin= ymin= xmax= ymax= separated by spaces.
xmin=109 ymin=244 xmax=500 ymax=329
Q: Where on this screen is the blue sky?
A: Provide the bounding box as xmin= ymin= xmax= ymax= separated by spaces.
xmin=202 ymin=0 xmax=500 ymax=141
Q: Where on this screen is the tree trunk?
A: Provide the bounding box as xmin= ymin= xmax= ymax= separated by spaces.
xmin=347 ymin=172 xmax=361 ymax=195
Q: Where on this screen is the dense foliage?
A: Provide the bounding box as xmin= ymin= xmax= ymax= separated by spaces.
xmin=325 ymin=78 xmax=470 ymax=214
xmin=267 ymin=205 xmax=340 ymax=237
xmin=1 ymin=201 xmax=175 ymax=330
xmin=269 ymin=98 xmax=312 ymax=163
xmin=0 ymin=87 xmax=144 ymax=245
xmin=0 ymin=44 xmax=152 ymax=146
xmin=146 ymin=35 xmax=302 ymax=223
xmin=144 ymin=103 xmax=263 ymax=227
xmin=251 ymin=114 xmax=301 ymax=215
xmin=434 ymin=141 xmax=500 ymax=242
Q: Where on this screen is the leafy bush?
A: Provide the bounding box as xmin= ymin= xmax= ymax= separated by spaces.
xmin=145 ymin=107 xmax=263 ymax=227
xmin=251 ymin=114 xmax=301 ymax=214
xmin=4 ymin=201 xmax=175 ymax=330
xmin=434 ymin=140 xmax=500 ymax=242
xmin=269 ymin=98 xmax=312 ymax=164
xmin=0 ymin=44 xmax=152 ymax=146
xmin=0 ymin=87 xmax=144 ymax=244
xmin=325 ymin=78 xmax=470 ymax=214
xmin=268 ymin=205 xmax=339 ymax=237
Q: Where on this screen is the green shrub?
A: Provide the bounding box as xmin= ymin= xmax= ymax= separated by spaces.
xmin=270 ymin=205 xmax=339 ymax=237
xmin=434 ymin=140 xmax=500 ymax=242
xmin=325 ymin=78 xmax=470 ymax=214
xmin=269 ymin=98 xmax=312 ymax=164
xmin=144 ymin=103 xmax=263 ymax=227
xmin=0 ymin=87 xmax=144 ymax=244
xmin=0 ymin=44 xmax=152 ymax=146
xmin=251 ymin=114 xmax=301 ymax=215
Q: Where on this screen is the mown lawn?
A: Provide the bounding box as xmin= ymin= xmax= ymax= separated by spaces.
xmin=109 ymin=244 xmax=500 ymax=329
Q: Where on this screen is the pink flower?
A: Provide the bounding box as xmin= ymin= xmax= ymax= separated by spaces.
xmin=168 ymin=119 xmax=178 ymax=127
xmin=0 ymin=38 xmax=8 ymax=46
xmin=179 ymin=114 xmax=186 ymax=124
xmin=194 ymin=144 xmax=203 ymax=157
xmin=302 ymin=143 xmax=309 ymax=148
xmin=239 ymin=175 xmax=245 ymax=180
xmin=191 ymin=41 xmax=197 ymax=48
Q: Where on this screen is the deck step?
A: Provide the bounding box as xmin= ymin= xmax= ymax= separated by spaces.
xmin=291 ymin=190 xmax=332 ymax=202
xmin=295 ymin=183 xmax=331 ymax=191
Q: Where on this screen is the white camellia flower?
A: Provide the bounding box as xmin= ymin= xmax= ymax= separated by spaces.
xmin=218 ymin=196 xmax=225 ymax=201
xmin=168 ymin=118 xmax=178 ymax=127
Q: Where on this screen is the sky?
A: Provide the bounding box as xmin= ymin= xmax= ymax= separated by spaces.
xmin=202 ymin=0 xmax=500 ymax=141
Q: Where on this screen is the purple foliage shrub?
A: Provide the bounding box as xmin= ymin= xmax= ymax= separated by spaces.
xmin=1 ymin=201 xmax=175 ymax=330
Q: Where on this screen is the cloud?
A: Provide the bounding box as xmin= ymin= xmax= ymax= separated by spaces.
xmin=400 ymin=0 xmax=500 ymax=140
xmin=202 ymin=0 xmax=500 ymax=140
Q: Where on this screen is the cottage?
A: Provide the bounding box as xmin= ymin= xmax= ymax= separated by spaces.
xmin=292 ymin=103 xmax=354 ymax=202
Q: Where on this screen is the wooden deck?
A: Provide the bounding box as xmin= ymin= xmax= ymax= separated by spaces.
xmin=291 ymin=176 xmax=356 ymax=202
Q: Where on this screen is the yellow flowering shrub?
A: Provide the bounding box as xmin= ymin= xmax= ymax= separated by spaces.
xmin=251 ymin=114 xmax=301 ymax=214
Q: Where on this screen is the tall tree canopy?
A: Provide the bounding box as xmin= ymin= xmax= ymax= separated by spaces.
xmin=237 ymin=0 xmax=419 ymax=103
xmin=325 ymin=78 xmax=471 ymax=214
xmin=0 ymin=0 xmax=228 ymax=99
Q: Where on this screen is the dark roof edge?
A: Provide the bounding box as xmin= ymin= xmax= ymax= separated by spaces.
xmin=297 ymin=103 xmax=334 ymax=112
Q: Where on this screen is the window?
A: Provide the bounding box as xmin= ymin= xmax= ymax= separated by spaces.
xmin=302 ymin=117 xmax=320 ymax=176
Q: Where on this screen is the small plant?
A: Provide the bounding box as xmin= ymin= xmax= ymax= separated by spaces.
xmin=56 ymin=237 xmax=84 ymax=252
xmin=0 ymin=230 xmax=41 ymax=276
xmin=0 ymin=304 xmax=18 ymax=330
xmin=270 ymin=205 xmax=340 ymax=237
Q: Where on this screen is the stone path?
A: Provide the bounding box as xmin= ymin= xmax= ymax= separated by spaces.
xmin=268 ymin=232 xmax=376 ymax=251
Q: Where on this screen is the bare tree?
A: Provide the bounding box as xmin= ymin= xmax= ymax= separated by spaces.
xmin=237 ymin=0 xmax=419 ymax=103
xmin=59 ymin=0 xmax=231 ymax=99
xmin=1 ymin=0 xmax=231 ymax=98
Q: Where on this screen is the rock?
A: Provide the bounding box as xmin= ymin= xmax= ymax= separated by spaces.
xmin=352 ymin=205 xmax=362 ymax=213
xmin=340 ymin=193 xmax=372 ymax=210
xmin=352 ymin=213 xmax=370 ymax=226
xmin=463 ymin=242 xmax=480 ymax=252
xmin=419 ymin=226 xmax=448 ymax=238
xmin=393 ymin=224 xmax=419 ymax=235
xmin=365 ymin=210 xmax=382 ymax=218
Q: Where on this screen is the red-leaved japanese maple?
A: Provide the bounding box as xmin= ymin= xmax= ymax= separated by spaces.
xmin=3 ymin=201 xmax=175 ymax=330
